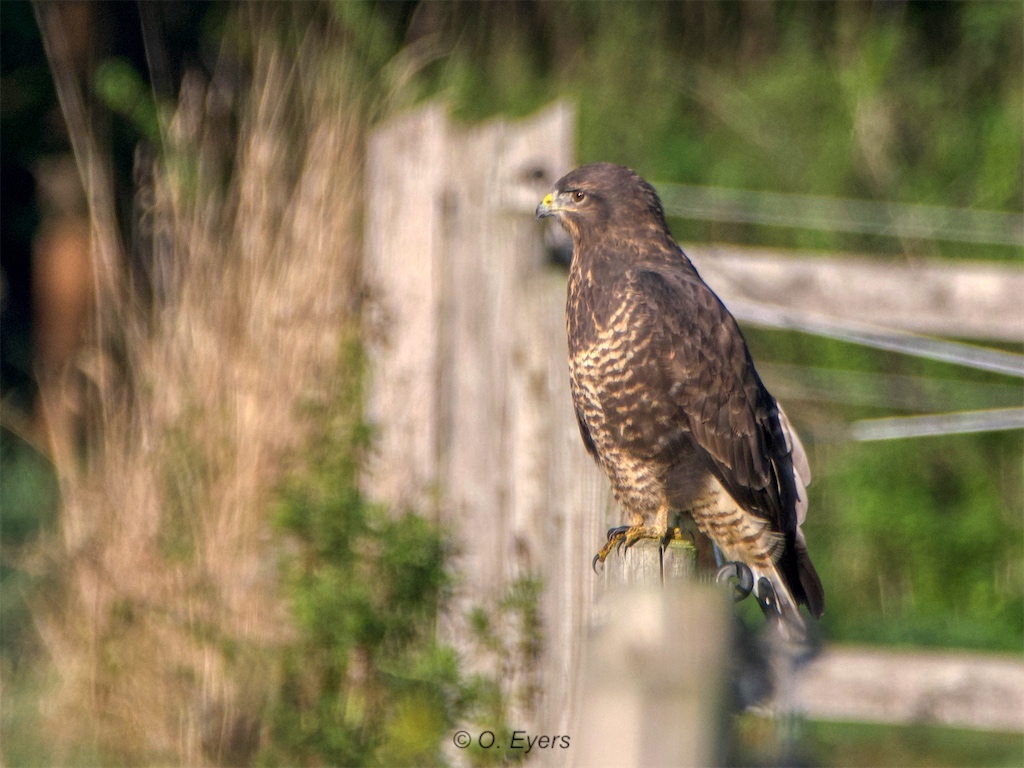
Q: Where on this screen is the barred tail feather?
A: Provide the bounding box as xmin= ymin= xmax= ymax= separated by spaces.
xmin=795 ymin=530 xmax=825 ymax=619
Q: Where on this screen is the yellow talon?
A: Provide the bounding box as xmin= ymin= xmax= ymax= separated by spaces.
xmin=592 ymin=524 xmax=682 ymax=572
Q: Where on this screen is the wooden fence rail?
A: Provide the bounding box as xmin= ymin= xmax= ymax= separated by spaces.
xmin=796 ymin=646 xmax=1024 ymax=733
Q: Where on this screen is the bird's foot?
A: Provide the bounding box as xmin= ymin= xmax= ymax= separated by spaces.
xmin=716 ymin=561 xmax=755 ymax=602
xmin=592 ymin=524 xmax=678 ymax=572
xmin=714 ymin=565 xmax=784 ymax=620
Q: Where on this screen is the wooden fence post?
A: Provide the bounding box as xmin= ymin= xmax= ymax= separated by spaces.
xmin=365 ymin=102 xmax=618 ymax=748
xmin=575 ymin=583 xmax=731 ymax=768
xmin=577 ymin=534 xmax=733 ymax=768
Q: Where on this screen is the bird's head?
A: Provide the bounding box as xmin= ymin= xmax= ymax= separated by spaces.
xmin=535 ymin=162 xmax=670 ymax=244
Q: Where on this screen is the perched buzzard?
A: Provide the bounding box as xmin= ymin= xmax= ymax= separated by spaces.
xmin=537 ymin=163 xmax=824 ymax=638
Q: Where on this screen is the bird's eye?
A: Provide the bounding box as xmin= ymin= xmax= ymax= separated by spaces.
xmin=573 ymin=190 xmax=586 ymax=202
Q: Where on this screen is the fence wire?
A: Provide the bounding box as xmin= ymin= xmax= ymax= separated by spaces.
xmin=657 ymin=183 xmax=1024 ymax=247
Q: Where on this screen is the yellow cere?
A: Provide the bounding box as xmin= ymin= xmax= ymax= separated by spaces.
xmin=542 ymin=193 xmax=553 ymax=206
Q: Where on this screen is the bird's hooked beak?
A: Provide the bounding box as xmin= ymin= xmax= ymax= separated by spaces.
xmin=535 ymin=191 xmax=559 ymax=219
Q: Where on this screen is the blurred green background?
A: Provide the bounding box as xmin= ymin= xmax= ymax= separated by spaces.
xmin=2 ymin=1 xmax=1021 ymax=766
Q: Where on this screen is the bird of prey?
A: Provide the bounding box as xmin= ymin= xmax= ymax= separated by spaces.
xmin=536 ymin=163 xmax=824 ymax=638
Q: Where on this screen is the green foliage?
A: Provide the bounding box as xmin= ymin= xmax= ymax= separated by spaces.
xmin=262 ymin=340 xmax=539 ymax=766
xmin=802 ymin=719 xmax=1024 ymax=768
xmin=742 ymin=329 xmax=1024 ymax=651
xmin=0 ymin=429 xmax=61 ymax=766
xmin=419 ymin=1 xmax=1021 ymax=260
xmin=736 ymin=712 xmax=1024 ymax=767
xmin=811 ymin=432 xmax=1023 ymax=650
xmin=262 ymin=344 xmax=461 ymax=767
xmin=460 ymin=577 xmax=544 ymax=766
xmin=0 ymin=429 xmax=59 ymax=548
xmin=93 ymin=58 xmax=162 ymax=143
xmin=0 ymin=429 xmax=59 ymax=660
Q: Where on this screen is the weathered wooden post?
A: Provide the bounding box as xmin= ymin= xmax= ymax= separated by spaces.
xmin=365 ymin=102 xmax=617 ymax=750
xmin=576 ymin=580 xmax=731 ymax=768
xmin=576 ymin=537 xmax=733 ymax=767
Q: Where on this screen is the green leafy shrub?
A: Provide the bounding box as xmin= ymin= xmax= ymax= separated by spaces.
xmin=262 ymin=343 xmax=458 ymax=766
xmin=263 ymin=342 xmax=539 ymax=766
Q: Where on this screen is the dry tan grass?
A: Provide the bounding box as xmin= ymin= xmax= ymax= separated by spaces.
xmin=34 ymin=10 xmax=364 ymax=764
